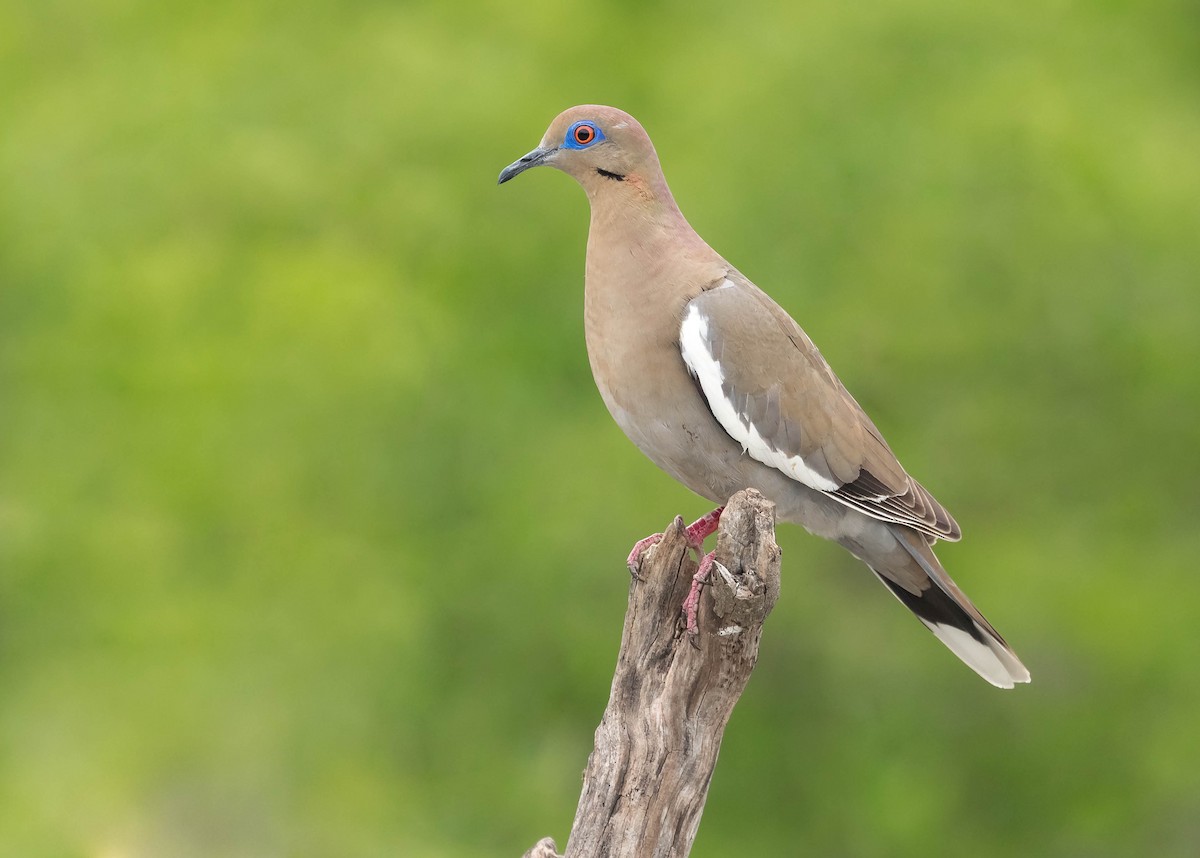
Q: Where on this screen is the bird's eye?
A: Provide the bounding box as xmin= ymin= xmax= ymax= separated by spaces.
xmin=565 ymin=121 xmax=604 ymax=149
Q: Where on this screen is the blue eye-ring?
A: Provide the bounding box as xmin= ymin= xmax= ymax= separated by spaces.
xmin=564 ymin=121 xmax=605 ymax=149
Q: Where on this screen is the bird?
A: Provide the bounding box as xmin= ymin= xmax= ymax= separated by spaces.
xmin=498 ymin=105 xmax=1029 ymax=689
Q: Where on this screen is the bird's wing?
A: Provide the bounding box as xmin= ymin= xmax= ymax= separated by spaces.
xmin=679 ymin=275 xmax=961 ymax=541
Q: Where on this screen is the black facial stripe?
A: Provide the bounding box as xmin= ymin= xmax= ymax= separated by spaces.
xmin=596 ymin=168 xmax=625 ymax=181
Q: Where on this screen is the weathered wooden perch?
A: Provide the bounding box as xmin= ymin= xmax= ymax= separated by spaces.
xmin=524 ymin=489 xmax=781 ymax=858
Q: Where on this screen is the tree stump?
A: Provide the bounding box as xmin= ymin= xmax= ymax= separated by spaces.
xmin=525 ymin=488 xmax=781 ymax=858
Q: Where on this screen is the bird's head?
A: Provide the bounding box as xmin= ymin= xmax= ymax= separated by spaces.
xmin=498 ymin=105 xmax=666 ymax=200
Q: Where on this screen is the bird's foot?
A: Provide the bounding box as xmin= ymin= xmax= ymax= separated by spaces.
xmin=625 ymin=532 xmax=664 ymax=578
xmin=625 ymin=506 xmax=725 ymax=577
xmin=683 ymin=550 xmax=720 ymax=637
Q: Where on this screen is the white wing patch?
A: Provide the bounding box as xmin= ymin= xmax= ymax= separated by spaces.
xmin=680 ymin=298 xmax=839 ymax=493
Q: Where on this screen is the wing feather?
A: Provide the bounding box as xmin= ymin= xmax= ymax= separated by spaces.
xmin=681 ymin=275 xmax=961 ymax=541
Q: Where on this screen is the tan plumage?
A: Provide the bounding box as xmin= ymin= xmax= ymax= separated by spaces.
xmin=500 ymin=105 xmax=1029 ymax=688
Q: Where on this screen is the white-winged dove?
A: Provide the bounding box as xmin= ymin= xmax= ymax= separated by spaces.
xmin=499 ymin=105 xmax=1029 ymax=689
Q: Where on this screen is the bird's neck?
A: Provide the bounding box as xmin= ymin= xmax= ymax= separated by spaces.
xmin=583 ymin=187 xmax=729 ymax=332
xmin=589 ymin=173 xmax=726 ymax=272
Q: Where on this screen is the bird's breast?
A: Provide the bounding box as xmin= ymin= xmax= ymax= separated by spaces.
xmin=581 ymin=270 xmax=733 ymax=501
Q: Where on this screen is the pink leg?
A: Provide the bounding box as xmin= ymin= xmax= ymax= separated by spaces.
xmin=625 ymin=506 xmax=725 ymax=576
xmin=684 ymin=506 xmax=724 ymax=546
xmin=682 ymin=550 xmax=718 ymax=635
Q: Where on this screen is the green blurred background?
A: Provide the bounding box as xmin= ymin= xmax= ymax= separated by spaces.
xmin=2 ymin=0 xmax=1199 ymax=855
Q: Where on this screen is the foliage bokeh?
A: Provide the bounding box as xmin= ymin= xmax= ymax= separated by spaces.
xmin=2 ymin=0 xmax=1199 ymax=855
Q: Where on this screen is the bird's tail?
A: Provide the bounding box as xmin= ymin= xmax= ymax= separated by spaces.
xmin=860 ymin=528 xmax=1030 ymax=689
